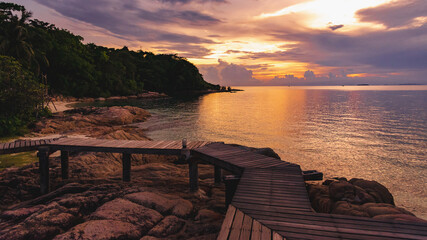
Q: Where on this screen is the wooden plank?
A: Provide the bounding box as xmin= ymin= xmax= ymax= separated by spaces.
xmin=196 ymin=147 xmax=249 ymax=157
xmin=232 ymin=196 xmax=311 ymax=209
xmin=229 ymin=209 xmax=245 ymax=240
xmin=235 ymin=184 xmax=308 ymax=193
xmin=141 ymin=140 xmax=162 ymax=148
xmin=239 ymin=214 xmax=253 ymax=240
xmin=24 ymin=140 xmax=30 ymax=149
xmin=236 ymin=209 xmax=427 ymax=236
xmin=191 ymin=150 xmax=243 ymax=174
xmin=251 ymin=220 xmax=263 ymax=240
xmin=273 ymin=231 xmax=284 ymax=240
xmin=236 ymin=183 xmax=307 ymax=192
xmin=232 ymin=199 xmax=313 ymax=212
xmin=217 ymin=205 xmax=237 ymax=240
xmin=149 ymin=140 xmax=168 ymax=149
xmin=261 ymin=219 xmax=425 ymax=240
xmin=53 ymin=138 xmax=82 ymax=146
xmin=277 ymin=230 xmax=340 ymax=240
xmin=261 ymin=223 xmax=272 ymax=240
xmin=193 ymin=141 xmax=208 ymax=149
xmin=166 ymin=140 xmax=182 ymax=149
xmin=186 ymin=141 xmax=199 ymax=149
xmin=234 ymin=201 xmax=427 ymax=233
xmin=235 ymin=190 xmax=308 ymax=198
xmin=162 ymin=141 xmax=179 ymax=149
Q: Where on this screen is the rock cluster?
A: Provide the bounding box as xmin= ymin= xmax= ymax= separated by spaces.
xmin=307 ymin=178 xmax=426 ymax=222
xmin=0 ymin=166 xmax=225 ymax=240
xmin=0 ymin=106 xmax=226 ymax=239
xmin=33 ymin=106 xmax=151 ymax=139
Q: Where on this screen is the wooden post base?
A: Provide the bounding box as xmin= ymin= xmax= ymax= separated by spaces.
xmin=189 ymin=158 xmax=199 ymax=192
xmin=224 ymin=175 xmax=240 ymax=206
xmin=214 ymin=166 xmax=222 ymax=184
xmin=38 ymin=147 xmax=50 ymax=194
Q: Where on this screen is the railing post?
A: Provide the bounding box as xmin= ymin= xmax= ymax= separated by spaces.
xmin=61 ymin=150 xmax=69 ymax=179
xmin=189 ymin=158 xmax=199 ymax=192
xmin=38 ymin=147 xmax=50 ymax=194
xmin=224 ymin=175 xmax=240 ymax=206
xmin=180 ymin=138 xmax=190 ymax=162
xmin=214 ymin=166 xmax=222 ymax=184
xmin=123 ymin=153 xmax=131 ymax=182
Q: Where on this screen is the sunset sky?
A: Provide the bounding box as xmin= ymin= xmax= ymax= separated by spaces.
xmin=12 ymin=0 xmax=427 ymax=86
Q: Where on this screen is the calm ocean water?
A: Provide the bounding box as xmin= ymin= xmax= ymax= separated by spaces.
xmin=84 ymin=86 xmax=427 ymax=219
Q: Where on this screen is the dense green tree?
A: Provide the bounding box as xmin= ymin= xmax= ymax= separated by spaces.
xmin=0 ymin=55 xmax=44 ymax=135
xmin=0 ymin=3 xmax=34 ymax=67
xmin=0 ymin=2 xmax=218 ymax=99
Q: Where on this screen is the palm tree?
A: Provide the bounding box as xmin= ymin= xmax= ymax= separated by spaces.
xmin=0 ymin=3 xmax=35 ymax=67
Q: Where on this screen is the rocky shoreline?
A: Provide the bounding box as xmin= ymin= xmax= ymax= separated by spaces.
xmin=0 ymin=106 xmax=226 ymax=240
xmin=307 ymin=178 xmax=426 ymax=223
xmin=0 ymin=104 xmax=425 ymax=240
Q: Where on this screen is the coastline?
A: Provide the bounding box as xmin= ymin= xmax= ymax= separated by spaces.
xmin=0 ymin=92 xmax=425 ymax=239
xmin=0 ymin=104 xmax=227 ymax=240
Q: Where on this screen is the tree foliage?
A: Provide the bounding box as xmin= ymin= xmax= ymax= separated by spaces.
xmin=0 ymin=2 xmax=218 ymax=98
xmin=0 ymin=55 xmax=44 ymax=135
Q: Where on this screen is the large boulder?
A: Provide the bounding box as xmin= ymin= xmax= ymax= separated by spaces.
xmin=124 ymin=192 xmax=175 ymax=214
xmin=331 ymin=201 xmax=370 ymax=217
xmin=328 ymin=181 xmax=356 ymax=202
xmin=53 ymin=220 xmax=141 ymax=240
xmin=307 ymin=178 xmax=424 ymax=222
xmin=90 ymin=198 xmax=163 ymax=232
xmin=147 ymin=216 xmax=185 ymax=238
xmin=0 ymin=202 xmax=77 ymax=240
xmin=349 ymin=178 xmax=394 ymax=205
xmin=307 ymin=184 xmax=332 ymax=213
xmin=1 ymin=205 xmax=44 ymax=220
xmin=170 ymin=198 xmax=193 ymax=218
xmin=195 ymin=209 xmax=223 ymax=222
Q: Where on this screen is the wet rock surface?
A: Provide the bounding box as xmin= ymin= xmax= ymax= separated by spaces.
xmin=307 ymin=178 xmax=426 ymax=222
xmin=0 ymin=106 xmax=226 ymax=239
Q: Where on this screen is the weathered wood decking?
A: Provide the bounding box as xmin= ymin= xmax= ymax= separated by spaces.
xmin=193 ymin=143 xmax=427 ymax=240
xmin=0 ymin=138 xmax=426 ymax=239
xmin=0 ymin=138 xmax=61 ymax=154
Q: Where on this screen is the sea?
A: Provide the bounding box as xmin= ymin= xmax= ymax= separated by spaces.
xmin=81 ymin=85 xmax=427 ymax=219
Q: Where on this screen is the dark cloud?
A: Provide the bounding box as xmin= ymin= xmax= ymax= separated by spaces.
xmin=158 ymin=0 xmax=227 ymax=4
xmin=153 ymin=44 xmax=211 ymax=58
xmin=328 ymin=24 xmax=344 ymax=31
xmin=357 ymin=0 xmax=427 ymax=28
xmin=134 ymin=9 xmax=221 ymax=25
xmin=237 ymin=48 xmax=311 ymax=62
xmin=34 ymin=0 xmax=217 ymax=43
xmin=265 ymin=22 xmax=427 ymax=70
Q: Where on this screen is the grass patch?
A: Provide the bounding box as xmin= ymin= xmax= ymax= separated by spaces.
xmin=0 ymin=136 xmax=17 ymax=143
xmin=0 ymin=151 xmax=38 ymax=171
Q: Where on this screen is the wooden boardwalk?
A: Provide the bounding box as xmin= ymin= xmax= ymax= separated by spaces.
xmin=192 ymin=143 xmax=427 ymax=240
xmin=0 ymin=138 xmax=426 ymax=239
xmin=0 ymin=138 xmax=61 ymax=154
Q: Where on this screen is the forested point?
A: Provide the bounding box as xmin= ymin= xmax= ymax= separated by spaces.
xmin=0 ymin=2 xmax=220 ymax=136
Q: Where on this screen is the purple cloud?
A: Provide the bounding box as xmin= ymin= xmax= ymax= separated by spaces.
xmin=357 ymin=0 xmax=427 ymax=28
xmin=33 ymin=0 xmax=217 ymax=44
